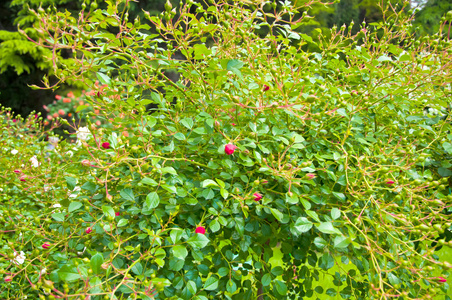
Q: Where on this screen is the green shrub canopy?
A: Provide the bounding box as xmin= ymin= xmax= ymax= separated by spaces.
xmin=1 ymin=1 xmax=452 ymax=299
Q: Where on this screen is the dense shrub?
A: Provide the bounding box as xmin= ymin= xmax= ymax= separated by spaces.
xmin=1 ymin=0 xmax=452 ymax=299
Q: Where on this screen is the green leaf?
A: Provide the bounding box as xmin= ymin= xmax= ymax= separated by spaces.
xmin=226 ymin=279 xmax=237 ymax=294
xmin=144 ymin=192 xmax=160 ymax=209
xmin=187 ymin=280 xmax=197 ymax=294
xmin=117 ymin=219 xmax=128 ymax=227
xmin=261 ymin=273 xmax=272 ymax=286
xmin=187 ymin=234 xmax=209 ymax=249
xmin=270 ymin=208 xmax=283 ymax=222
xmin=65 ymin=176 xmax=77 ymax=190
xmin=274 ymin=280 xmax=287 ymax=295
xmin=120 ymin=188 xmax=135 ymax=201
xmin=102 ymin=206 xmax=115 ymax=218
xmin=331 ymin=208 xmax=341 ymax=220
xmin=316 ymin=222 xmax=342 ymax=235
xmin=306 ymin=210 xmax=320 ymax=222
xmin=96 ymin=72 xmax=111 ymax=85
xmin=68 ymin=201 xmax=82 ymax=213
xmin=90 ymin=253 xmax=103 ymax=275
xmin=314 ymin=237 xmax=327 ymax=249
xmin=294 ymin=217 xmax=313 ymax=233
xmin=209 ymin=219 xmax=221 ymax=232
xmin=58 ymin=265 xmax=81 ymax=282
xmin=203 ymin=276 xmax=219 ymax=291
xmin=181 ymin=118 xmax=194 ymax=129
xmin=202 ymin=179 xmax=219 ymax=188
xmin=161 ymin=167 xmax=177 ymax=175
xmin=443 ymin=142 xmax=452 ymax=154
xmin=173 ymin=245 xmax=188 ymax=259
xmin=52 ymin=213 xmax=65 ymax=222
xmin=334 ymin=236 xmax=350 ymax=249
xmin=131 ymin=262 xmax=143 ymax=275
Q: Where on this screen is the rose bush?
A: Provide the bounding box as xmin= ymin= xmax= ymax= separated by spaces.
xmin=1 ymin=0 xmax=452 ymax=299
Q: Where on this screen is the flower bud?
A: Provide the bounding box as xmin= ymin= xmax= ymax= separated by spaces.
xmin=195 ymin=226 xmax=206 ymax=234
xmin=225 ymin=144 xmax=237 ymax=155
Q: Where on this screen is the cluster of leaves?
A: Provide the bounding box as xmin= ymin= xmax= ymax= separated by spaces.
xmin=1 ymin=0 xmax=452 ymax=299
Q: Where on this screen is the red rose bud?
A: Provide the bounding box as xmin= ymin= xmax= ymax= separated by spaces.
xmin=85 ymin=227 xmax=92 ymax=234
xmin=14 ymin=169 xmax=21 ymax=174
xmin=4 ymin=276 xmax=12 ymax=282
xmin=19 ymin=176 xmax=26 ymax=182
xmin=115 ymin=212 xmax=120 ymax=216
xmin=195 ymin=226 xmax=206 ymax=234
xmin=386 ymin=180 xmax=395 ymax=185
xmin=225 ymin=144 xmax=237 ymax=155
xmin=263 ymin=85 xmax=270 ymax=91
xmin=253 ymin=193 xmax=263 ymax=202
xmin=42 ymin=243 xmax=51 ymax=249
xmin=101 ymin=142 xmax=110 ymax=149
xmin=438 ymin=277 xmax=447 ymax=283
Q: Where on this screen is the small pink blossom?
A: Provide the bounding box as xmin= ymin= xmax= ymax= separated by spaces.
xmin=81 ymin=159 xmax=91 ymax=166
xmin=438 ymin=277 xmax=447 ymax=283
xmin=101 ymin=142 xmax=110 ymax=149
xmin=12 ymin=119 xmax=17 ymax=123
xmin=195 ymin=226 xmax=206 ymax=234
xmin=225 ymin=144 xmax=237 ymax=155
xmin=253 ymin=193 xmax=263 ymax=202
xmin=55 ymin=95 xmax=62 ymax=100
xmin=42 ymin=243 xmax=51 ymax=249
xmin=19 ymin=176 xmax=26 ymax=182
xmin=4 ymin=276 xmax=12 ymax=282
xmin=231 ymin=123 xmax=236 ymax=126
xmin=386 ymin=180 xmax=395 ymax=185
xmin=263 ymin=85 xmax=270 ymax=91
xmin=14 ymin=169 xmax=21 ymax=174
xmin=115 ymin=212 xmax=120 ymax=217
xmin=58 ymin=109 xmax=66 ymax=116
xmin=85 ymin=227 xmax=92 ymax=234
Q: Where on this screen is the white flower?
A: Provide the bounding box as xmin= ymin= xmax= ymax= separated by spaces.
xmin=52 ymin=203 xmax=62 ymax=208
xmin=11 ymin=251 xmax=26 ymax=265
xmin=66 ymin=150 xmax=74 ymax=157
xmin=11 ymin=149 xmax=18 ymax=155
xmin=30 ymin=156 xmax=40 ymax=168
xmin=39 ymin=268 xmax=47 ymax=275
xmin=77 ymin=126 xmax=91 ymax=142
xmin=69 ymin=186 xmax=81 ymax=198
xmin=48 ymin=136 xmax=59 ymax=145
xmin=77 ymin=247 xmax=87 ymax=256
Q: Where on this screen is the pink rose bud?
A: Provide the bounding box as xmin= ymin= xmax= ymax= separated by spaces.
xmin=58 ymin=109 xmax=66 ymax=116
xmin=195 ymin=226 xmax=206 ymax=234
xmin=55 ymin=95 xmax=62 ymax=100
xmin=115 ymin=212 xmax=120 ymax=216
xmin=86 ymin=227 xmax=92 ymax=234
xmin=101 ymin=142 xmax=110 ymax=149
xmin=253 ymin=193 xmax=263 ymax=202
xmin=96 ymin=120 xmax=101 ymax=126
xmin=12 ymin=119 xmax=17 ymax=123
xmin=14 ymin=169 xmax=21 ymax=174
xmin=386 ymin=180 xmax=395 ymax=185
xmin=225 ymin=144 xmax=237 ymax=155
xmin=43 ymin=105 xmax=49 ymax=111
xmin=231 ymin=123 xmax=236 ymax=126
xmin=42 ymin=243 xmax=51 ymax=249
xmin=438 ymin=277 xmax=447 ymax=283
xmin=19 ymin=176 xmax=26 ymax=182
xmin=306 ymin=173 xmax=316 ymax=180
xmin=47 ymin=115 xmax=53 ymax=120
xmin=263 ymin=85 xmax=270 ymax=91
xmin=4 ymin=276 xmax=12 ymax=282
xmin=81 ymin=159 xmax=91 ymax=166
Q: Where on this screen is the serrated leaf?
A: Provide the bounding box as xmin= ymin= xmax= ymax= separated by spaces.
xmin=91 ymin=253 xmax=103 ymax=275
xmin=209 ymin=219 xmax=221 ymax=232
xmin=181 ymin=118 xmax=194 ymax=129
xmin=144 ymin=192 xmax=159 ymax=209
xmin=316 ymin=222 xmax=342 ymax=235
xmin=294 ymin=217 xmax=313 ymax=233
xmin=261 ymin=273 xmax=272 ymax=286
xmin=333 ymin=236 xmax=350 ymax=249
xmin=270 ymin=208 xmax=283 ymax=221
xmin=117 ymin=219 xmax=128 ymax=227
xmin=203 ymin=276 xmax=219 ymax=291
xmin=96 ymin=72 xmax=110 ymax=85
xmin=187 ymin=280 xmax=197 ymax=294
xmin=52 ymin=213 xmax=65 ymax=222
xmin=274 ymin=280 xmax=287 ymax=295
xmin=202 ymin=179 xmax=219 ymax=188
xmin=173 ymin=245 xmax=188 ymax=259
xmin=58 ymin=265 xmax=81 ymax=282
xmin=120 ymin=188 xmax=135 ymax=201
xmin=331 ymin=208 xmax=341 ymax=220
xmin=102 ymin=206 xmax=115 ymax=218
xmin=68 ymin=201 xmax=82 ymax=213
xmin=187 ymin=233 xmax=209 ymax=249
xmin=65 ymin=176 xmax=77 ymax=190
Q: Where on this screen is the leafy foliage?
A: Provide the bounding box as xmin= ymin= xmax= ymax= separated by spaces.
xmin=0 ymin=0 xmax=452 ymax=299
